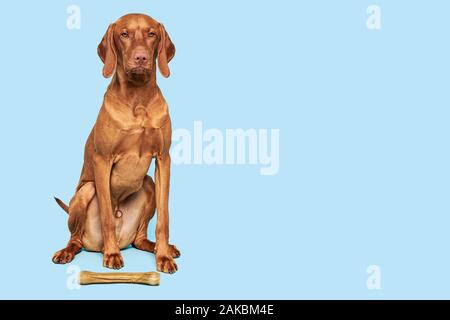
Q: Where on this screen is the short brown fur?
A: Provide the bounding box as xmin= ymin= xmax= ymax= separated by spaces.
xmin=53 ymin=14 xmax=179 ymax=273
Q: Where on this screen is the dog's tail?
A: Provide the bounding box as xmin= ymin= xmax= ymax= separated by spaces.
xmin=54 ymin=197 xmax=69 ymax=214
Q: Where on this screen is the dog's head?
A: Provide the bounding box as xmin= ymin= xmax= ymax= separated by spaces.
xmin=97 ymin=14 xmax=175 ymax=82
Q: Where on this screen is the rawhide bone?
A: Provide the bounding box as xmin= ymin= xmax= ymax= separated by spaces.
xmin=79 ymin=270 xmax=160 ymax=286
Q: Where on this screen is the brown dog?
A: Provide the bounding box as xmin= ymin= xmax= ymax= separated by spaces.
xmin=52 ymin=13 xmax=179 ymax=273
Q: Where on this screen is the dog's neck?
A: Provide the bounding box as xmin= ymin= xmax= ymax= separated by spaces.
xmin=108 ymin=66 xmax=159 ymax=108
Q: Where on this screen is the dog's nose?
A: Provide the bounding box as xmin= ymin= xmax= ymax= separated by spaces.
xmin=134 ymin=48 xmax=148 ymax=65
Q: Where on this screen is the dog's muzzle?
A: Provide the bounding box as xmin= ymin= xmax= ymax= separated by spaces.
xmin=127 ymin=66 xmax=149 ymax=75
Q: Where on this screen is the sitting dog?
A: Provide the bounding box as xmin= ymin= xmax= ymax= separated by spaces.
xmin=53 ymin=13 xmax=179 ymax=273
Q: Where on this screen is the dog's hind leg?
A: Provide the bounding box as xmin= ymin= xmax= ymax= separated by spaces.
xmin=52 ymin=182 xmax=95 ymax=264
xmin=132 ymin=176 xmax=180 ymax=259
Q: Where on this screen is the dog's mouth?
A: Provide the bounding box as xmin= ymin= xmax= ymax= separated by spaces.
xmin=126 ymin=66 xmax=150 ymax=75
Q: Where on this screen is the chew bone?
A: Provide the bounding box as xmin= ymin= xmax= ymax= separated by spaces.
xmin=79 ymin=271 xmax=160 ymax=286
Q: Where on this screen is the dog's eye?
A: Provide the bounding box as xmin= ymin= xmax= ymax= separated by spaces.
xmin=148 ymin=32 xmax=156 ymax=37
xmin=121 ymin=32 xmax=129 ymax=38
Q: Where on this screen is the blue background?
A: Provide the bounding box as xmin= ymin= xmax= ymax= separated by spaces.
xmin=0 ymin=0 xmax=449 ymax=299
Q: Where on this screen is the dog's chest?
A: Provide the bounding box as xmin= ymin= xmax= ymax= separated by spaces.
xmin=116 ymin=105 xmax=167 ymax=155
xmin=133 ymin=105 xmax=153 ymax=128
xmin=108 ymin=104 xmax=168 ymax=202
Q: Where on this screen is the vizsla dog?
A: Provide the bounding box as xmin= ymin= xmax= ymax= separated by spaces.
xmin=53 ymin=13 xmax=179 ymax=273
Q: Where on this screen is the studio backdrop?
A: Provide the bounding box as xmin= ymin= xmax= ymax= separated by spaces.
xmin=0 ymin=0 xmax=449 ymax=299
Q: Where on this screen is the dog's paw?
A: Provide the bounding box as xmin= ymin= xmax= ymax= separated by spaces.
xmin=103 ymin=252 xmax=124 ymax=270
xmin=170 ymin=245 xmax=181 ymax=259
xmin=52 ymin=248 xmax=75 ymax=264
xmin=156 ymin=253 xmax=178 ymax=274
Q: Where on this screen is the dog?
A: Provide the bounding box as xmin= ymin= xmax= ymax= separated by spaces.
xmin=53 ymin=13 xmax=179 ymax=274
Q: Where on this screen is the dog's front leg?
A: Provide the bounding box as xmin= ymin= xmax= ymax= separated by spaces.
xmin=93 ymin=153 xmax=124 ymax=269
xmin=154 ymin=153 xmax=177 ymax=274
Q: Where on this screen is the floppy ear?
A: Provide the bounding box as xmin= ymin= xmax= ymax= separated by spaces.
xmin=97 ymin=23 xmax=117 ymax=78
xmin=157 ymin=24 xmax=176 ymax=78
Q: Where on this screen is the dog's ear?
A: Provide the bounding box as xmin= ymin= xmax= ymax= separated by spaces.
xmin=157 ymin=23 xmax=175 ymax=78
xmin=97 ymin=23 xmax=117 ymax=78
